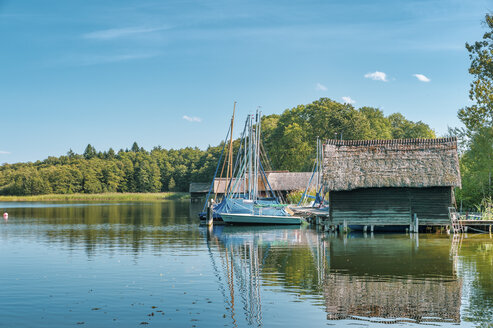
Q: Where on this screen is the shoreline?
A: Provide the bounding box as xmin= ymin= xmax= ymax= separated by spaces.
xmin=0 ymin=192 xmax=190 ymax=202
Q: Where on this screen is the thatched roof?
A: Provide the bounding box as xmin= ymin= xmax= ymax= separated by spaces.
xmin=266 ymin=172 xmax=312 ymax=191
xmin=211 ymin=172 xmax=312 ymax=193
xmin=323 ymin=137 xmax=461 ymax=191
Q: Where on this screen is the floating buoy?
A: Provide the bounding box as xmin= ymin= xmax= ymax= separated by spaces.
xmin=3 ymin=212 xmax=8 ymax=220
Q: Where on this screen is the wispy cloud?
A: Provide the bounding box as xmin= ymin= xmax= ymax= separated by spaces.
xmin=65 ymin=53 xmax=160 ymax=66
xmin=83 ymin=26 xmax=169 ymax=40
xmin=316 ymin=83 xmax=328 ymax=91
xmin=0 ymin=151 xmax=10 ymax=154
xmin=341 ymin=96 xmax=355 ymax=104
xmin=183 ymin=115 xmax=202 ymax=123
xmin=364 ymin=71 xmax=388 ymax=82
xmin=413 ymin=74 xmax=431 ymax=82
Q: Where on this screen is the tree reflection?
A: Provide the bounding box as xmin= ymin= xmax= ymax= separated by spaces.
xmin=457 ymin=235 xmax=493 ymax=326
xmin=206 ymin=228 xmax=465 ymax=325
xmin=1 ymin=201 xmax=201 ymax=257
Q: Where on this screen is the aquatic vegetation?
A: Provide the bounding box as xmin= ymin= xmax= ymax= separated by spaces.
xmin=475 ymin=197 xmax=493 ymax=220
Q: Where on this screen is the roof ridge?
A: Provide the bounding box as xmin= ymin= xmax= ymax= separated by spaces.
xmin=325 ymin=137 xmax=457 ymax=147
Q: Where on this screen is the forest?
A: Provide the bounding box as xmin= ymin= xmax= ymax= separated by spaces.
xmin=0 ymin=100 xmax=434 ymax=197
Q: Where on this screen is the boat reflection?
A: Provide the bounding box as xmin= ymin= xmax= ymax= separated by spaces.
xmin=204 ymin=226 xmax=462 ymax=326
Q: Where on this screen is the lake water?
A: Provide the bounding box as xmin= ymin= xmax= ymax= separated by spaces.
xmin=0 ymin=201 xmax=492 ymax=328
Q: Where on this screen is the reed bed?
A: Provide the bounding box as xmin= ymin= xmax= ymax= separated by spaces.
xmin=0 ymin=192 xmax=190 ymax=202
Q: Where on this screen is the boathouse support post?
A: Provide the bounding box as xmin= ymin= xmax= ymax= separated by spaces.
xmin=363 ymin=225 xmax=368 ymax=233
xmin=343 ymin=220 xmax=348 ymax=234
xmin=414 ymin=213 xmax=419 ymax=234
xmin=370 ymin=225 xmax=374 ymax=233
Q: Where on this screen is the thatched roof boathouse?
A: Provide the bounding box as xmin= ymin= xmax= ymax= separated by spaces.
xmin=323 ymin=137 xmax=461 ymax=228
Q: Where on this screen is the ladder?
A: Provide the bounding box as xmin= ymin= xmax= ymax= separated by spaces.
xmin=448 ymin=207 xmax=464 ymax=233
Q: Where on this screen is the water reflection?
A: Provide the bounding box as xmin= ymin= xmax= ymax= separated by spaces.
xmin=1 ymin=201 xmax=492 ymax=327
xmin=0 ymin=201 xmax=200 ymax=257
xmin=206 ymin=226 xmax=464 ymax=325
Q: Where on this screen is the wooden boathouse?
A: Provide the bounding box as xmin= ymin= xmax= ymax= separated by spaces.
xmin=323 ymin=137 xmax=461 ymax=230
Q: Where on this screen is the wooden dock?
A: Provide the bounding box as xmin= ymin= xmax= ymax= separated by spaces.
xmin=460 ymin=220 xmax=493 ymax=233
xmin=290 ymin=206 xmax=493 ymax=234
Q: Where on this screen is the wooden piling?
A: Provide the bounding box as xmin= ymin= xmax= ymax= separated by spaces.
xmin=206 ymin=199 xmax=214 ymax=226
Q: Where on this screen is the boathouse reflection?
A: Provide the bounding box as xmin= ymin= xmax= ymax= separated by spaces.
xmin=206 ymin=227 xmax=462 ymax=325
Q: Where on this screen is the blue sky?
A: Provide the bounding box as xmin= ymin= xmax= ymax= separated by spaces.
xmin=0 ymin=0 xmax=490 ymax=163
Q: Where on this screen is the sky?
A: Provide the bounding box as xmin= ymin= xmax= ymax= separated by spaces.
xmin=0 ymin=0 xmax=491 ymax=163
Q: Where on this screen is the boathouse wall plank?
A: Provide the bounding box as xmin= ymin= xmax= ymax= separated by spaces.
xmin=329 ymin=187 xmax=453 ymax=225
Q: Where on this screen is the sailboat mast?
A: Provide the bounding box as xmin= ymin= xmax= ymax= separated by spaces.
xmin=226 ymin=102 xmax=236 ymax=194
xmin=256 ymin=110 xmax=262 ymax=201
xmin=248 ymin=115 xmax=253 ymax=200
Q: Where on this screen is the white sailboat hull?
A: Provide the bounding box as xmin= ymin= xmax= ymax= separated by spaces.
xmin=220 ymin=213 xmax=303 ymax=225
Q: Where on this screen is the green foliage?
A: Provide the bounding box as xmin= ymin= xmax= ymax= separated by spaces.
xmin=168 ymin=177 xmax=176 ymax=191
xmin=455 ymin=14 xmax=493 ymax=208
xmin=264 ymin=97 xmax=435 ymax=170
xmin=0 ymin=98 xmax=435 ymax=196
xmin=286 ymin=189 xmax=315 ymax=204
xmin=458 ymin=14 xmax=493 ymax=131
xmin=456 ymin=127 xmax=493 ymax=207
xmin=475 ymin=197 xmax=493 ymax=220
xmin=83 ymin=144 xmax=97 ymax=159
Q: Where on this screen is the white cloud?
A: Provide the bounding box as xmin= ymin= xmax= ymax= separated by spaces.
xmin=0 ymin=151 xmax=10 ymax=154
xmin=341 ymin=96 xmax=355 ymax=104
xmin=413 ymin=74 xmax=431 ymax=82
xmin=364 ymin=71 xmax=388 ymax=82
xmin=316 ymin=83 xmax=328 ymax=91
xmin=183 ymin=115 xmax=202 ymax=122
xmin=83 ymin=26 xmax=168 ymax=40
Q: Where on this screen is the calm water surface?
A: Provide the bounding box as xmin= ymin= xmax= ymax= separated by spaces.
xmin=0 ymin=201 xmax=492 ymax=328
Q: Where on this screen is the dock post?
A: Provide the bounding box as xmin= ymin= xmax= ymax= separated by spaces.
xmin=324 ymin=219 xmax=330 ymax=232
xmin=363 ymin=225 xmax=368 ymax=233
xmin=414 ymin=213 xmax=419 ymax=234
xmin=370 ymin=225 xmax=374 ymax=233
xmin=343 ymin=220 xmax=348 ymax=234
xmin=206 ymin=199 xmax=214 ymax=227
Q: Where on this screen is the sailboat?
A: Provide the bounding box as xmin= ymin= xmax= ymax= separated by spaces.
xmin=218 ymin=110 xmax=303 ymax=225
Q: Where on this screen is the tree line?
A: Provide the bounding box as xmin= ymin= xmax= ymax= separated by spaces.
xmin=0 ymin=100 xmax=435 ymax=196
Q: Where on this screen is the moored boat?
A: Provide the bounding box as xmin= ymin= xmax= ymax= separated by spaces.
xmin=221 ymin=212 xmax=303 ymax=225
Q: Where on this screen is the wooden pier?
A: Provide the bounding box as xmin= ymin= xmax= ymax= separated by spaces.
xmin=291 ymin=206 xmax=493 ymax=234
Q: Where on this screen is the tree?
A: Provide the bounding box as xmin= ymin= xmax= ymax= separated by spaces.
xmin=458 ymin=14 xmax=493 ymax=132
xmin=359 ymin=107 xmax=392 ymax=139
xmin=455 ymin=14 xmax=493 ymax=207
xmin=83 ymin=144 xmax=97 ymax=160
xmin=168 ymin=177 xmax=176 ymax=191
xmin=131 ymin=142 xmax=140 ymax=153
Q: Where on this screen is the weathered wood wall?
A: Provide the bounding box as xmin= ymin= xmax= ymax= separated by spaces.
xmin=329 ymin=187 xmax=453 ymax=226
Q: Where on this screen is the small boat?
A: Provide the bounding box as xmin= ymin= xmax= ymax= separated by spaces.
xmin=221 ymin=212 xmax=303 ymax=225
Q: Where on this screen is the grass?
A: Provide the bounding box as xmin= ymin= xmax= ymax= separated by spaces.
xmin=0 ymin=192 xmax=190 ymax=202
